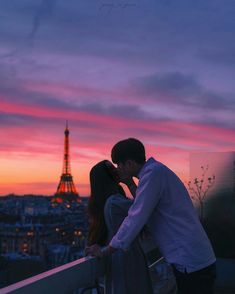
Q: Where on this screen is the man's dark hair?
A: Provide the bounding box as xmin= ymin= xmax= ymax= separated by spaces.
xmin=111 ymin=138 xmax=146 ymax=164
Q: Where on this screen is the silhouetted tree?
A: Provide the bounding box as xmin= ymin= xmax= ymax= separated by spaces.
xmin=188 ymin=165 xmax=215 ymax=221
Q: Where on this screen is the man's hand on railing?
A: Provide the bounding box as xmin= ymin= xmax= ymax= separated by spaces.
xmin=85 ymin=244 xmax=116 ymax=258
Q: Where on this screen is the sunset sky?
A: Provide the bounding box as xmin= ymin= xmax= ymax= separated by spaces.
xmin=0 ymin=0 xmax=235 ymax=196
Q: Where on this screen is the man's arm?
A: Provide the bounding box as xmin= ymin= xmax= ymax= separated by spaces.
xmin=110 ymin=166 xmax=164 ymax=250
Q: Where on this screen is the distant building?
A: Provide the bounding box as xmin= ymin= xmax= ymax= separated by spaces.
xmin=0 ymin=196 xmax=88 ymax=265
xmin=189 ymin=152 xmax=235 ymax=196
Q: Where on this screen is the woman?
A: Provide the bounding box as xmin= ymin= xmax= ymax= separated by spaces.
xmin=87 ymin=160 xmax=153 ymax=294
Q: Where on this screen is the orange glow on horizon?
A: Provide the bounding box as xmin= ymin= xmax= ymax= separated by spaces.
xmin=0 ymin=146 xmax=190 ymax=196
xmin=1 ymin=97 xmax=235 ymax=196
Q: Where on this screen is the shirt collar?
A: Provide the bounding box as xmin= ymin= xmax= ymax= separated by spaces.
xmin=137 ymin=157 xmax=156 ymax=178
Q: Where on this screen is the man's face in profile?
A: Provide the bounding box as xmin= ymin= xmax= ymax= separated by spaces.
xmin=116 ymin=160 xmax=135 ymax=180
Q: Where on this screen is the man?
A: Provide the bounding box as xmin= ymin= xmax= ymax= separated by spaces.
xmin=86 ymin=138 xmax=216 ymax=294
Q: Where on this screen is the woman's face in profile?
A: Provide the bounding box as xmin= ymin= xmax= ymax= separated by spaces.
xmin=104 ymin=160 xmax=120 ymax=183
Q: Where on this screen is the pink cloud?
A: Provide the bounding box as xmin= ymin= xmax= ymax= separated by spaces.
xmin=1 ymin=94 xmax=235 ymax=196
xmin=1 ymin=97 xmax=235 ymax=152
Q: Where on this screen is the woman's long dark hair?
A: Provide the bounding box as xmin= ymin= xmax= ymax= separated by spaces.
xmin=87 ymin=160 xmax=126 ymax=246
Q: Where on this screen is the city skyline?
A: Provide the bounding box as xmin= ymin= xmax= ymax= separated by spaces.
xmin=1 ymin=1 xmax=235 ymax=196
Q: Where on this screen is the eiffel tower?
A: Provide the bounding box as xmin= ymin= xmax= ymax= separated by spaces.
xmin=53 ymin=122 xmax=80 ymax=203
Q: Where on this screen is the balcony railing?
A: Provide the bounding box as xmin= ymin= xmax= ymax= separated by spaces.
xmin=3 ymin=254 xmax=235 ymax=294
xmin=0 ymin=246 xmax=169 ymax=294
xmin=0 ymin=256 xmax=108 ymax=294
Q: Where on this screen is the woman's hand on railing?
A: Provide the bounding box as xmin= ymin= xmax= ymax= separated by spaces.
xmin=85 ymin=244 xmax=103 ymax=258
xmin=85 ymin=244 xmax=116 ymax=258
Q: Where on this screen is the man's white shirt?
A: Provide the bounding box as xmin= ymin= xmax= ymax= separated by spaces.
xmin=110 ymin=157 xmax=216 ymax=273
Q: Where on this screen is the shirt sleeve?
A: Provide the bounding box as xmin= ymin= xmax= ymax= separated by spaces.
xmin=110 ymin=166 xmax=164 ymax=250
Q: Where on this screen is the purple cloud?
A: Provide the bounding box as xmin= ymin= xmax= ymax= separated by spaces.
xmin=131 ymin=71 xmax=235 ymax=111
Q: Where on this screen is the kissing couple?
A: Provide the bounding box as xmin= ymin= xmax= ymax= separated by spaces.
xmin=86 ymin=138 xmax=216 ymax=294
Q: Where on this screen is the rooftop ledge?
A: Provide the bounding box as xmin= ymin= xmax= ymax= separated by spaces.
xmin=0 ymin=255 xmax=108 ymax=294
xmin=1 ymin=249 xmax=235 ymax=294
xmin=0 ymin=240 xmax=158 ymax=294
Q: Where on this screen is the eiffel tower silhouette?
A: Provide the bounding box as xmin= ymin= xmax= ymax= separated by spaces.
xmin=53 ymin=122 xmax=80 ymax=203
